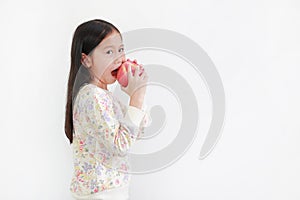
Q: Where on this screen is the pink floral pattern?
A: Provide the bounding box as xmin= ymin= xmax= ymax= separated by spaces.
xmin=70 ymin=83 xmax=148 ymax=197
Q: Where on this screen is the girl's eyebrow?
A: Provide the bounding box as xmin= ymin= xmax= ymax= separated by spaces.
xmin=103 ymin=44 xmax=124 ymax=49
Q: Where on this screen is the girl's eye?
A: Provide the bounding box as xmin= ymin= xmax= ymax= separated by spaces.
xmin=106 ymin=48 xmax=124 ymax=55
xmin=106 ymin=50 xmax=113 ymax=55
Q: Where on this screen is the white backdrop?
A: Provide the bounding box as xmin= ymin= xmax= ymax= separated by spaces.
xmin=0 ymin=0 xmax=299 ymax=199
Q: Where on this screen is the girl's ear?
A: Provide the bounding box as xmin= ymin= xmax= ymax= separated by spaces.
xmin=81 ymin=53 xmax=92 ymax=68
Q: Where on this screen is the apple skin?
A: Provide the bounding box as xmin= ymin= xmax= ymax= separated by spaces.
xmin=116 ymin=59 xmax=144 ymax=87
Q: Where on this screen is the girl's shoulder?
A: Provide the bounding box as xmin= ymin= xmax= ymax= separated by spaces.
xmin=77 ymin=83 xmax=114 ymax=103
xmin=74 ymin=83 xmax=112 ymax=109
xmin=79 ymin=83 xmax=109 ymax=95
xmin=75 ymin=83 xmax=126 ymax=115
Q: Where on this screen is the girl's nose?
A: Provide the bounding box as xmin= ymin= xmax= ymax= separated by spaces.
xmin=115 ymin=54 xmax=125 ymax=65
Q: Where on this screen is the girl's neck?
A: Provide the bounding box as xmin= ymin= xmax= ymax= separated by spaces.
xmin=89 ymin=80 xmax=108 ymax=91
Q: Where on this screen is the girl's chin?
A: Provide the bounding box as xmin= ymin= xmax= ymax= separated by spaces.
xmin=110 ymin=75 xmax=117 ymax=83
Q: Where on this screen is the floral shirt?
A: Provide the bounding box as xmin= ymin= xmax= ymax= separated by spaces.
xmin=69 ymin=83 xmax=150 ymax=198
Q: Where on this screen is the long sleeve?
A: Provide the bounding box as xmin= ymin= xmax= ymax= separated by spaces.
xmin=116 ymin=98 xmax=152 ymax=140
xmin=89 ymin=92 xmax=146 ymax=157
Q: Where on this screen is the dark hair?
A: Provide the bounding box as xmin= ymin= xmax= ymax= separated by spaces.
xmin=65 ymin=19 xmax=121 ymax=144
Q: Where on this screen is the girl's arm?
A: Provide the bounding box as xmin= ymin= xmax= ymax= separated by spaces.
xmin=117 ymin=98 xmax=151 ymax=126
xmin=89 ymin=92 xmax=146 ymax=156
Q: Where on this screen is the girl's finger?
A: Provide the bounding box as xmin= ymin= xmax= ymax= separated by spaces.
xmin=128 ymin=64 xmax=133 ymax=77
xmin=143 ymin=74 xmax=148 ymax=80
xmin=134 ymin=66 xmax=140 ymax=77
xmin=141 ymin=70 xmax=146 ymax=76
xmin=140 ymin=71 xmax=145 ymax=79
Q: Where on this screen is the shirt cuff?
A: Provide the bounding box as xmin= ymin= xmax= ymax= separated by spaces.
xmin=142 ymin=109 xmax=152 ymax=127
xmin=124 ymin=105 xmax=146 ymax=127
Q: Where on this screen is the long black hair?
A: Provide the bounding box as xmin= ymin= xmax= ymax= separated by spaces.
xmin=65 ymin=19 xmax=121 ymax=144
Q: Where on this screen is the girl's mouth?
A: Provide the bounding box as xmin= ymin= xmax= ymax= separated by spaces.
xmin=111 ymin=67 xmax=120 ymax=77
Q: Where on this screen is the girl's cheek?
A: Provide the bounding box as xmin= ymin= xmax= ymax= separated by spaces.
xmin=102 ymin=57 xmax=114 ymax=64
xmin=93 ymin=63 xmax=107 ymax=74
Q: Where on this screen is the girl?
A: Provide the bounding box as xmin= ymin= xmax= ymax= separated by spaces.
xmin=65 ymin=19 xmax=150 ymax=200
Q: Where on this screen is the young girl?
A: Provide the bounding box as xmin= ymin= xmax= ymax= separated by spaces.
xmin=65 ymin=19 xmax=150 ymax=200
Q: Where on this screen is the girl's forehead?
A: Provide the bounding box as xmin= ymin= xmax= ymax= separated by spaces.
xmin=100 ymin=32 xmax=122 ymax=48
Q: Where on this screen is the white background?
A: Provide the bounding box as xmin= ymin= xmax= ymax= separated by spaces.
xmin=0 ymin=0 xmax=299 ymax=199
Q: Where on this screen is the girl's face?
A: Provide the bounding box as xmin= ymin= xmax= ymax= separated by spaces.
xmin=82 ymin=31 xmax=126 ymax=90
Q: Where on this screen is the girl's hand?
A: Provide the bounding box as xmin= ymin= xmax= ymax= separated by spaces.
xmin=121 ymin=64 xmax=148 ymax=98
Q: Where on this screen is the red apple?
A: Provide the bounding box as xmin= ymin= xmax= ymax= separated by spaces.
xmin=116 ymin=59 xmax=144 ymax=87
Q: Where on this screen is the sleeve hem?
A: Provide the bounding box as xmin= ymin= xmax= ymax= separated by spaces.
xmin=124 ymin=106 xmax=146 ymax=127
